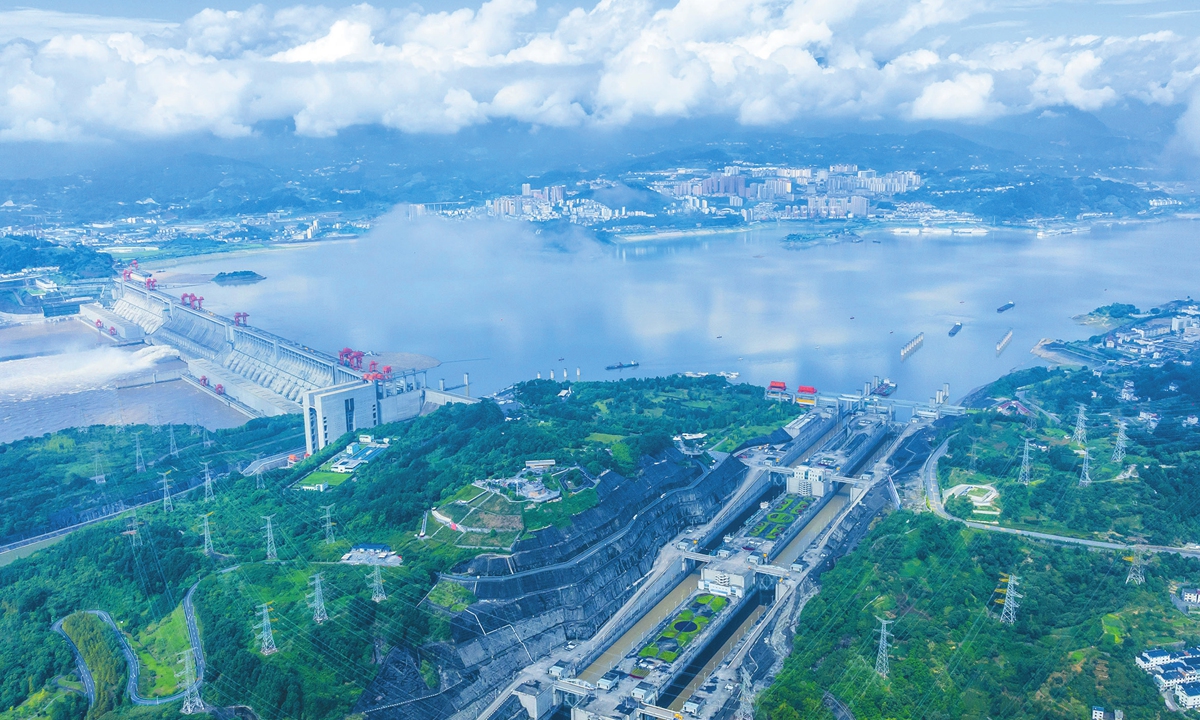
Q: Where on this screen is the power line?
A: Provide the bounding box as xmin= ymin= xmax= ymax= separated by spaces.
xmin=874 ymin=617 xmax=891 ymax=678
xmin=258 ymin=604 xmax=278 ymax=655
xmin=1126 ymin=546 xmax=1146 ymax=585
xmin=322 ymin=505 xmax=335 ymax=545
xmin=128 ymin=509 xmax=142 ymax=547
xmin=160 ymin=472 xmax=174 ymax=513
xmin=308 ymin=573 xmax=328 ymax=624
xmin=1018 ymin=438 xmax=1031 ymax=486
xmin=263 ymin=515 xmax=277 ymax=561
xmin=134 ymin=433 xmax=146 ymax=474
xmin=200 ymin=514 xmax=213 ymax=555
xmin=203 ymin=462 xmax=214 ymax=502
xmin=177 ymin=649 xmax=204 ymax=714
xmin=369 ymin=566 xmax=386 ymax=603
xmin=1112 ymin=419 xmax=1127 ymax=464
xmin=1000 ymin=574 xmax=1021 ymax=625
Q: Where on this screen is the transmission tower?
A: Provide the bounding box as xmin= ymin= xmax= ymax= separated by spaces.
xmin=1079 ymin=447 xmax=1091 ymax=487
xmin=1018 ymin=438 xmax=1031 ymax=485
xmin=258 ymin=604 xmax=278 ymax=655
xmin=254 ymin=467 xmax=264 ymax=490
xmin=160 ymin=472 xmax=174 ymax=513
xmin=308 ymin=573 xmax=328 ymax=624
xmin=874 ymin=617 xmax=891 ymax=677
xmin=134 ymin=433 xmax=146 ymax=474
xmin=176 ymin=649 xmax=204 ymax=714
xmin=90 ymin=453 xmax=106 ymax=485
xmin=1126 ymin=546 xmax=1146 ymax=585
xmin=969 ymin=439 xmax=978 ymax=474
xmin=169 ymin=425 xmax=179 ymax=457
xmin=369 ymin=566 xmax=386 ymax=602
xmin=128 ymin=510 xmax=142 ymax=547
xmin=1112 ymin=420 xmax=1127 ymax=464
xmin=322 ymin=505 xmax=335 ymax=545
xmin=1072 ymin=405 xmax=1087 ymax=445
xmin=203 ymin=462 xmax=214 ymax=502
xmin=200 ymin=514 xmax=213 ymax=555
xmin=202 ymin=428 xmax=213 ymax=448
xmin=1000 ymin=575 xmax=1022 ymax=625
xmin=263 ymin=515 xmax=277 ymax=561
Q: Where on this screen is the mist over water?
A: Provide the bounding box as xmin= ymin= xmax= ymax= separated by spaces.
xmin=155 ymin=216 xmax=1200 ymax=402
xmin=0 ymin=345 xmax=180 ymax=401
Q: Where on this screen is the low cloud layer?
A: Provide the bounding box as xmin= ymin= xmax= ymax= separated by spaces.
xmin=1 ymin=1 xmax=1199 ymax=142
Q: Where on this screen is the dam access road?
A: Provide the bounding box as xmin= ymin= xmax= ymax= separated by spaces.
xmin=472 ymin=401 xmax=933 ymax=720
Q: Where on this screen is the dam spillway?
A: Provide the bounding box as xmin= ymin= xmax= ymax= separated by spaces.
xmin=94 ymin=278 xmax=447 ymax=453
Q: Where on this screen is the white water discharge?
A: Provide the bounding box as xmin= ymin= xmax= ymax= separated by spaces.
xmin=0 ymin=345 xmax=180 ymax=401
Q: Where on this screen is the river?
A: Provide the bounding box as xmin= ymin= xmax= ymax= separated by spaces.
xmin=156 ymin=216 xmax=1200 ymax=402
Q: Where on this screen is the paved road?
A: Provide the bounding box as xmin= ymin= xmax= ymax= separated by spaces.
xmin=921 ymin=437 xmax=1200 ymax=559
xmin=51 ymin=618 xmax=96 ymax=705
xmin=54 ymin=581 xmax=205 ymax=708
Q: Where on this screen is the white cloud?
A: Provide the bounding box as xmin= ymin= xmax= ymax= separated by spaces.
xmin=911 ymin=72 xmax=996 ymax=119
xmin=0 ymin=0 xmax=1195 ymax=140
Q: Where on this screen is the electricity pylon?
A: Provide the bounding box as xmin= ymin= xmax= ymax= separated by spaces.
xmin=134 ymin=433 xmax=146 ymax=474
xmin=160 ymin=472 xmax=173 ymax=513
xmin=874 ymin=617 xmax=891 ymax=677
xmin=202 ymin=428 xmax=213 ymax=449
xmin=308 ymin=573 xmax=328 ymax=624
xmin=1000 ymin=575 xmax=1021 ymax=625
xmin=200 ymin=514 xmax=213 ymax=555
xmin=263 ymin=515 xmax=277 ymax=561
xmin=258 ymin=604 xmax=278 ymax=655
xmin=169 ymin=425 xmax=178 ymax=457
xmin=1126 ymin=546 xmax=1146 ymax=585
xmin=322 ymin=505 xmax=335 ymax=545
xmin=369 ymin=566 xmax=386 ymax=603
xmin=177 ymin=649 xmax=204 ymax=714
xmin=203 ymin=462 xmax=214 ymax=502
xmin=1112 ymin=420 xmax=1127 ymax=464
xmin=128 ymin=510 xmax=142 ymax=547
xmin=1072 ymin=405 xmax=1087 ymax=445
xmin=969 ymin=439 xmax=978 ymax=474
xmin=1018 ymin=438 xmax=1031 ymax=485
xmin=254 ymin=467 xmax=264 ymax=490
xmin=1079 ymin=447 xmax=1091 ymax=487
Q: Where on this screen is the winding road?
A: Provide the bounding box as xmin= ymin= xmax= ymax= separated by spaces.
xmin=921 ymin=437 xmax=1200 ymax=559
xmin=56 ymin=582 xmax=205 ymax=708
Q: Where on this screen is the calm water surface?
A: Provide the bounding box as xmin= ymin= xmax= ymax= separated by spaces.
xmin=163 ymin=217 xmax=1200 ymax=403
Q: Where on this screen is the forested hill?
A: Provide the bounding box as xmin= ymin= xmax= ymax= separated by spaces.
xmin=0 ymin=235 xmax=112 ymax=279
xmin=0 ymin=375 xmax=800 ymax=720
xmin=758 ymin=512 xmax=1200 ymax=720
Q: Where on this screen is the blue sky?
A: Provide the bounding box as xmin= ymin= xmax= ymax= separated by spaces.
xmin=2 ymin=0 xmax=1200 ymax=149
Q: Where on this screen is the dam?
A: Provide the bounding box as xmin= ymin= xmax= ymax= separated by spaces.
xmin=82 ymin=275 xmax=463 ymax=455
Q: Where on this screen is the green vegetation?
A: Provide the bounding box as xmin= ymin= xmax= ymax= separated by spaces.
xmin=298 ymin=470 xmax=350 ymax=488
xmin=0 ymin=416 xmax=303 ymax=547
xmin=427 ymin=581 xmax=477 ymax=612
xmin=0 ymin=236 xmax=112 ymax=280
xmin=61 ymin=613 xmax=125 ymax=720
xmin=940 ymin=357 xmax=1200 ymax=544
xmin=639 ymin=593 xmax=725 ymax=662
xmin=757 ymin=512 xmax=1200 ymax=720
xmin=523 ymin=488 xmax=599 ymax=532
xmin=0 ymin=375 xmax=800 ymax=720
xmin=127 ymin=607 xmax=190 ymax=697
xmin=0 ymin=686 xmax=86 ymax=720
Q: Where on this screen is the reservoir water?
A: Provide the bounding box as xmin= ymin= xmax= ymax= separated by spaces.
xmin=158 ymin=216 xmax=1200 ymax=402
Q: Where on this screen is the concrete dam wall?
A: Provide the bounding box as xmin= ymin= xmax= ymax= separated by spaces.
xmin=371 ymin=455 xmax=749 ymax=720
